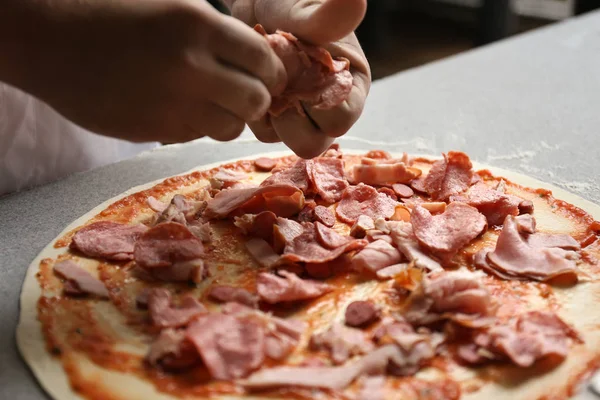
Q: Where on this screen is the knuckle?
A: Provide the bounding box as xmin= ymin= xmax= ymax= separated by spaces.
xmin=240 ymin=84 xmax=270 ymax=120
xmin=215 ymin=116 xmax=245 ymax=142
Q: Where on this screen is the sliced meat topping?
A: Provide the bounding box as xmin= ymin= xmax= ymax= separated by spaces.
xmin=392 ymin=183 xmax=414 ymax=198
xmin=377 ymin=187 xmax=398 ymax=201
xmin=246 ymin=238 xmax=280 ymax=268
xmin=188 ymin=221 xmax=212 ymax=243
xmin=402 ymin=270 xmax=494 ymax=328
xmin=205 ymin=184 xmax=304 ymax=219
xmin=297 ymin=199 xmax=317 ymax=222
xmin=310 ymin=323 xmax=375 ymax=364
xmin=153 ymin=194 xmax=206 ymax=226
xmin=260 ymin=159 xmax=311 ymax=191
xmin=353 ymin=163 xmax=421 ymax=186
xmin=211 ymin=169 xmax=249 ymax=188
xmin=350 ymin=215 xmax=376 ymax=238
xmin=376 ymin=263 xmax=409 ymax=280
xmin=281 ymin=222 xmax=367 ymax=264
xmin=315 ymin=222 xmax=352 ymax=249
xmin=146 ymin=258 xmax=205 ymax=283
xmin=146 ymin=328 xmax=199 ymax=369
xmin=242 ymin=344 xmax=401 ymax=390
xmin=345 ymin=301 xmax=381 ymax=327
xmin=388 ymin=222 xmax=443 ymax=272
xmin=148 ymin=288 xmax=207 ymax=328
xmin=373 ymin=319 xmax=441 ymax=376
xmin=451 ymin=182 xmax=523 ymax=225
xmin=411 ymin=203 xmax=487 ymax=258
xmin=459 ymin=311 xmax=581 ymax=367
xmin=256 ymin=25 xmax=353 ymax=116
xmin=70 ymin=221 xmax=148 ymax=261
xmin=255 ymin=157 xmax=277 ymax=171
xmin=352 ymin=239 xmax=402 ymax=274
xmin=134 ymin=222 xmax=204 ymax=269
xmin=528 ymin=232 xmax=580 ymax=250
xmin=475 ymin=215 xmax=579 ymax=282
xmin=421 ymin=151 xmax=473 ymax=201
xmin=187 ymin=313 xmax=265 ymax=380
xmin=273 ymin=217 xmax=304 ymax=252
xmin=257 ymin=270 xmax=332 ymax=304
xmin=357 ymin=376 xmax=385 ymax=400
xmin=234 ymin=211 xmax=277 ymax=240
xmin=313 ymin=205 xmax=335 ymax=227
xmin=310 ymin=158 xmax=348 ymax=203
xmin=147 ymin=196 xmax=168 ymax=213
xmin=53 ymin=260 xmax=109 ymax=298
xmin=336 ymin=184 xmax=398 ymax=224
xmin=207 ymin=285 xmax=259 ymax=308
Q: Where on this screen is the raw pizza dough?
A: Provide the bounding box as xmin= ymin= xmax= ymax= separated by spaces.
xmin=17 ymin=150 xmax=600 ymax=400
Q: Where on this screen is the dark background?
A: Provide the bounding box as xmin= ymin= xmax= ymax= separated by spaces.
xmin=210 ymin=0 xmax=600 ymax=80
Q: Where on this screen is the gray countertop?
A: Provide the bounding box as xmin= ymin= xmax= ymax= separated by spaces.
xmin=2 ymin=10 xmax=600 ymax=400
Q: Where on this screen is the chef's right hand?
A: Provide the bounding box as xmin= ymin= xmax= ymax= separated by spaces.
xmin=0 ymin=0 xmax=286 ymax=143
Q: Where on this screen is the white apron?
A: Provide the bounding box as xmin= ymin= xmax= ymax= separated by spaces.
xmin=0 ymin=84 xmax=158 ymax=196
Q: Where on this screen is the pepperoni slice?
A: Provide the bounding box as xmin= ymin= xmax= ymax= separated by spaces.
xmin=314 ymin=205 xmax=335 ymax=227
xmin=392 ymin=183 xmax=414 ymax=198
xmin=255 ymin=157 xmax=277 ymax=171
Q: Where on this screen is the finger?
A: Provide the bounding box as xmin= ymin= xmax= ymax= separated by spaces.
xmin=189 ymin=53 xmax=271 ymax=122
xmin=183 ymin=101 xmax=245 ymax=142
xmin=248 ymin=115 xmax=281 ymax=143
xmin=271 ymin=107 xmax=334 ymax=158
xmin=254 ymin=0 xmax=367 ymax=45
xmin=211 ymin=15 xmax=287 ymax=96
xmin=303 ymin=34 xmax=371 ymax=137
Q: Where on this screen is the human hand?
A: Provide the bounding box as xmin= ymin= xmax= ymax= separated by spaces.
xmin=225 ymin=0 xmax=371 ymax=158
xmin=1 ymin=0 xmax=286 ymax=143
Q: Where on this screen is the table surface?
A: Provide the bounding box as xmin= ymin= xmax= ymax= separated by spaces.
xmin=2 ymin=10 xmax=600 ymax=400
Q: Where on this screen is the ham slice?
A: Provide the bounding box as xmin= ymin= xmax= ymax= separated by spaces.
xmin=146 ymin=258 xmax=205 ymax=283
xmin=451 ymin=182 xmax=523 ymax=225
xmin=388 ymin=222 xmax=443 ymax=272
xmin=134 ymin=222 xmax=204 ymax=269
xmin=207 ymin=285 xmax=259 ymax=308
xmin=475 ymin=215 xmax=579 ymax=282
xmin=70 ymin=221 xmax=148 ymax=261
xmin=281 ymin=222 xmax=367 ymax=264
xmin=373 ymin=319 xmax=441 ymax=376
xmin=205 ymin=184 xmax=304 ymax=219
xmin=357 ymin=376 xmax=385 ymax=400
xmin=310 ymin=323 xmax=375 ymax=364
xmin=260 ymin=159 xmax=311 ymax=192
xmin=352 ymin=239 xmax=402 ymax=274
xmin=242 ymin=344 xmax=401 ymax=390
xmin=255 ymin=25 xmax=353 ymax=116
xmin=234 ymin=211 xmax=277 ymax=241
xmin=146 ymin=328 xmax=199 ymax=369
xmin=211 ymin=169 xmax=249 ymax=189
xmin=257 ymin=270 xmax=332 ymax=304
xmin=349 ymin=215 xmax=376 ymax=239
xmin=421 ymin=151 xmax=473 ymax=201
xmin=336 ymin=184 xmax=399 ymax=224
xmin=411 ymin=203 xmax=487 ymax=259
xmin=273 ymin=217 xmax=304 ymax=252
xmin=402 ymin=271 xmax=494 ymax=328
xmin=187 ymin=313 xmax=265 ymax=380
xmin=221 ymin=302 xmax=306 ymax=361
xmin=148 ymin=288 xmax=207 ymax=328
xmin=53 ymin=260 xmax=109 ymax=298
xmin=310 ymin=158 xmax=348 ymax=204
xmin=459 ymin=311 xmax=581 ymax=367
xmin=315 ymin=222 xmax=352 ymax=249
xmin=375 ymin=263 xmax=409 ymax=280
xmin=353 ymin=163 xmax=421 ymax=186
xmin=245 ymin=238 xmax=280 ymax=268
xmin=153 ymin=194 xmax=206 ymax=226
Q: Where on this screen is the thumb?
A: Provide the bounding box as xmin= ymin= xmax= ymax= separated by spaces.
xmin=255 ymin=0 xmax=367 ymax=45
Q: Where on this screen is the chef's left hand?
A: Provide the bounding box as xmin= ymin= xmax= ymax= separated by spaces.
xmin=224 ymin=0 xmax=371 ymax=158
